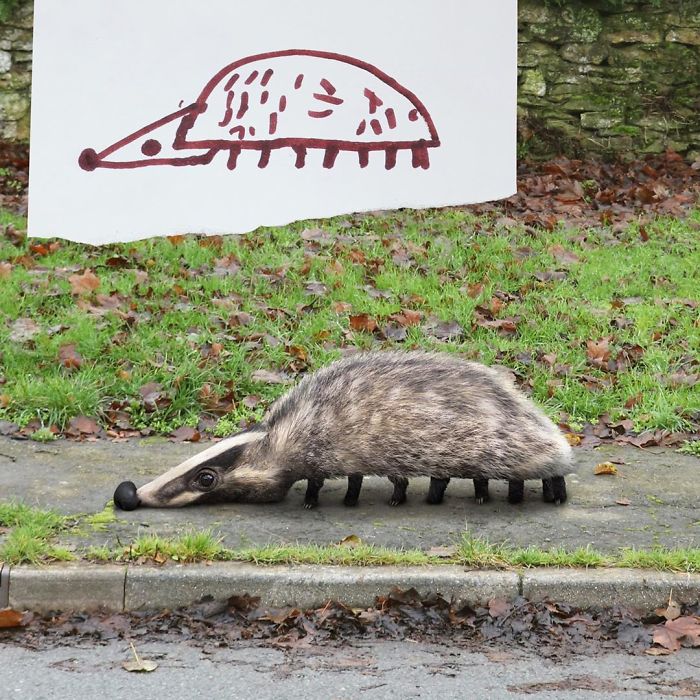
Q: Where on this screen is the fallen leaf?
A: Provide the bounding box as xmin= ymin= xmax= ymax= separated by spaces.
xmin=9 ymin=317 xmax=40 ymax=343
xmin=656 ymin=593 xmax=682 ymax=622
xmin=68 ymin=269 xmax=100 ymax=295
xmin=251 ymin=369 xmax=289 ymax=384
xmin=0 ymin=608 xmax=26 ymax=629
xmin=349 ymin=314 xmax=378 ymax=333
xmin=0 ymin=261 xmax=12 ymax=278
xmin=123 ymin=642 xmax=158 ymax=673
xmin=488 ymin=598 xmax=512 ymax=618
xmin=594 ymin=462 xmax=618 ymax=476
xmin=338 ymin=534 xmax=362 ymax=548
xmin=550 ymin=244 xmax=580 ymax=265
xmin=565 ymin=433 xmax=582 ymax=446
xmin=58 ymin=344 xmax=83 ymax=370
xmin=586 ymin=338 xmax=611 ymax=368
xmin=615 ymin=498 xmax=631 ymax=506
xmin=171 ymin=426 xmax=201 ymax=442
xmin=68 ymin=415 xmax=100 ymax=435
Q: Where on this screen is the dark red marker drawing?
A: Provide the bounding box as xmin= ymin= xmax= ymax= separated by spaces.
xmin=78 ymin=49 xmax=440 ymax=172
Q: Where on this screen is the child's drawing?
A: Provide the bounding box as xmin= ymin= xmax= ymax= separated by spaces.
xmin=79 ymin=49 xmax=440 ymax=172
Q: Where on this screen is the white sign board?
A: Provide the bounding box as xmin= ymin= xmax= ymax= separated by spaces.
xmin=29 ymin=0 xmax=516 ymax=244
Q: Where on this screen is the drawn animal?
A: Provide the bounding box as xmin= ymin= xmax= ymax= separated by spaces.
xmin=79 ymin=49 xmax=440 ymax=173
xmin=113 ymin=351 xmax=572 ymax=511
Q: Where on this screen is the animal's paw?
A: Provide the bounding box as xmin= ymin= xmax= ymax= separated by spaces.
xmin=389 ymin=497 xmax=406 ymax=507
xmin=343 ymin=498 xmax=359 ymax=507
xmin=303 ymin=501 xmax=318 ymax=510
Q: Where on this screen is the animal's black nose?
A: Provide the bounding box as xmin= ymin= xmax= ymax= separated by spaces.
xmin=78 ymin=148 xmax=99 ymax=171
xmin=114 ymin=481 xmax=140 ymax=510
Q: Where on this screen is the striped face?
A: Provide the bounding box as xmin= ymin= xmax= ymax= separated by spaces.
xmin=136 ymin=429 xmax=267 ymax=507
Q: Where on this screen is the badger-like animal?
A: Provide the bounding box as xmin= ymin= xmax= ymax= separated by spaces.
xmin=113 ymin=351 xmax=573 ymax=511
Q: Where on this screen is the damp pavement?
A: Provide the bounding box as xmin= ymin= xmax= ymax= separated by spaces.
xmin=1 ymin=436 xmax=698 ymax=554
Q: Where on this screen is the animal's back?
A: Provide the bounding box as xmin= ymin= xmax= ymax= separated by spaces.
xmin=264 ymin=351 xmax=572 ymax=480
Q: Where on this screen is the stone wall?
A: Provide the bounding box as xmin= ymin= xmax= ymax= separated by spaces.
xmin=0 ymin=0 xmax=31 ymax=141
xmin=1 ymin=0 xmax=699 ymax=158
xmin=518 ymin=0 xmax=700 ymax=159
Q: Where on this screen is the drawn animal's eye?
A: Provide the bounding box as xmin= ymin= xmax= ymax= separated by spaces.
xmin=141 ymin=139 xmax=162 ymax=157
xmin=194 ymin=470 xmax=217 ymax=490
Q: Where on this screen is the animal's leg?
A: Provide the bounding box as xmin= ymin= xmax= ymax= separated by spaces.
xmin=303 ymin=477 xmax=325 ymax=509
xmin=343 ymin=474 xmax=363 ymax=507
xmin=508 ymin=480 xmax=525 ymax=504
xmin=427 ymin=477 xmax=450 ymax=505
xmin=473 ymin=478 xmax=490 ymax=505
xmin=388 ymin=476 xmax=409 ymax=506
xmin=543 ymin=476 xmax=567 ymax=505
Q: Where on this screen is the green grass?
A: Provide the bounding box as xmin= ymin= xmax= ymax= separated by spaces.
xmin=2 ymin=503 xmax=698 ymax=572
xmin=677 ymin=440 xmax=700 ymax=457
xmin=0 ymin=502 xmax=73 ymax=564
xmin=1 ymin=207 xmax=698 ymax=437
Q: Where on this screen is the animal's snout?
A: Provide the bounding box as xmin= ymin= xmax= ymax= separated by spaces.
xmin=78 ymin=148 xmax=99 ymax=172
xmin=114 ymin=481 xmax=140 ymax=510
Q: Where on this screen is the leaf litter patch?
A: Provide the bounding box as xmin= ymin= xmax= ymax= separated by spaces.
xmin=2 ymin=590 xmax=699 ymax=660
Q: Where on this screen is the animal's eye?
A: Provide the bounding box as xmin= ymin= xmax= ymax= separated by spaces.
xmin=194 ymin=470 xmax=217 ymax=490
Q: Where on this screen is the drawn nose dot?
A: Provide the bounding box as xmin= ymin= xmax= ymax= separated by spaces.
xmin=141 ymin=139 xmax=162 ymax=157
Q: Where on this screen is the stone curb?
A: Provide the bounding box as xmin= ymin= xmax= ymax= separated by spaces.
xmin=4 ymin=563 xmax=700 ymax=613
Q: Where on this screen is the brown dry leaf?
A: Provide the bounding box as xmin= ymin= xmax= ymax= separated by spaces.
xmin=488 ymin=598 xmax=512 ymax=618
xmin=68 ymin=415 xmax=100 ymax=435
xmin=9 ymin=318 xmax=40 ymax=343
xmin=332 ymin=301 xmax=353 ymax=314
xmin=349 ymin=314 xmax=378 ymax=333
xmin=0 ymin=608 xmax=26 ymax=629
xmin=586 ymin=338 xmax=611 ymax=367
xmin=594 ymin=462 xmax=618 ymax=476
xmin=69 ymin=269 xmax=100 ymax=295
xmin=58 ymin=344 xmax=83 ymax=370
xmin=0 ymin=394 xmax=10 ymax=408
xmin=171 ymin=426 xmax=201 ymax=442
xmin=338 ymin=534 xmax=362 ymax=548
xmin=123 ymin=642 xmax=158 ymax=673
xmin=663 ymin=616 xmax=700 ymax=647
xmin=564 ymin=433 xmax=581 ymax=446
xmin=656 ymin=593 xmax=682 ymax=622
xmin=466 ymin=282 xmax=485 ymax=298
xmin=550 ymin=244 xmax=581 ymax=265
xmin=326 ymin=259 xmax=344 ymax=275
xmin=0 ymin=261 xmax=12 ymax=278
xmin=287 ymin=345 xmax=308 ymax=362
xmin=167 ymin=234 xmax=186 ymax=245
xmin=251 ymin=369 xmax=289 ymax=385
xmin=615 ymin=498 xmax=631 ymax=506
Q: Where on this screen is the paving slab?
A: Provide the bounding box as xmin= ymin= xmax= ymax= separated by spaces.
xmin=1 ymin=437 xmax=698 ymax=554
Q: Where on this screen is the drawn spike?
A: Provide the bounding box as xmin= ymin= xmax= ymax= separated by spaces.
xmin=294 ymin=146 xmax=307 ymax=169
xmin=227 ymin=146 xmax=241 ymax=170
xmin=358 ymin=150 xmax=369 ymax=168
xmin=258 ymin=146 xmax=271 ymax=169
xmin=385 ymin=148 xmax=397 ymax=170
xmin=323 ymin=147 xmax=339 ymax=169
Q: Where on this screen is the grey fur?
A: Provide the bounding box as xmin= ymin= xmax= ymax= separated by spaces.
xmin=135 ymin=351 xmax=573 ymax=508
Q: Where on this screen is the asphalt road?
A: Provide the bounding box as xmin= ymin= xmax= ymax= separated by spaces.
xmin=2 ymin=639 xmax=699 ymax=699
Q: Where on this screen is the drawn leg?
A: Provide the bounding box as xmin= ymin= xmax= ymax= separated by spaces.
xmin=358 ymin=149 xmax=369 ymax=168
xmin=543 ymin=476 xmax=567 ymax=505
xmin=427 ymin=477 xmax=450 ymax=505
xmin=303 ymin=477 xmax=325 ymax=509
xmin=388 ymin=476 xmax=408 ymax=506
xmin=384 ymin=148 xmax=398 ymax=170
xmin=508 ymin=480 xmax=525 ymax=505
xmin=323 ymin=147 xmax=339 ymax=169
xmin=474 ymin=478 xmax=490 ymax=505
xmin=258 ymin=146 xmax=271 ymax=169
xmin=293 ymin=146 xmax=307 ymax=169
xmin=343 ymin=474 xmax=363 ymax=507
xmin=411 ymin=145 xmax=430 ymax=170
xmin=227 ymin=145 xmax=241 ymax=170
